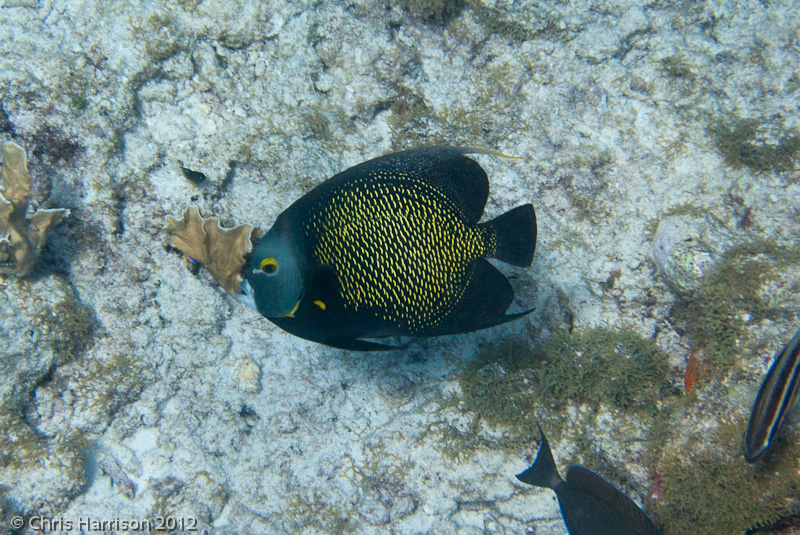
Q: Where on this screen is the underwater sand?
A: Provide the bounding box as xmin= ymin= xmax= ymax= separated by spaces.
xmin=1 ymin=1 xmax=799 ymax=534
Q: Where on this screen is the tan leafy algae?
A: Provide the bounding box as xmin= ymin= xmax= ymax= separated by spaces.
xmin=164 ymin=206 xmax=264 ymax=294
xmin=0 ymin=140 xmax=69 ymax=277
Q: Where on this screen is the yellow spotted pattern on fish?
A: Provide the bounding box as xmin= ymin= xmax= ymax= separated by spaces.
xmin=304 ymin=172 xmax=497 ymax=333
xmin=242 ymin=146 xmax=537 ymax=350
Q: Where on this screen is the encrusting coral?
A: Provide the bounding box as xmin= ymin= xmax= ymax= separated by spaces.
xmin=0 ymin=140 xmax=69 ymax=276
xmin=165 ymin=206 xmax=264 ymax=294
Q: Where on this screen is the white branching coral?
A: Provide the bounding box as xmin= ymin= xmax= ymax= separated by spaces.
xmin=165 ymin=206 xmax=264 ymax=295
xmin=0 ymin=140 xmax=69 ymax=276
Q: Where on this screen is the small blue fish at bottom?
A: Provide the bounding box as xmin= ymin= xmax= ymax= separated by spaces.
xmin=516 ymin=425 xmax=661 ymax=535
xmin=744 ymin=326 xmax=800 ymax=463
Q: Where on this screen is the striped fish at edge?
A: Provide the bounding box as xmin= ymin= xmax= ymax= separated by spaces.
xmin=744 ymin=327 xmax=800 ymax=463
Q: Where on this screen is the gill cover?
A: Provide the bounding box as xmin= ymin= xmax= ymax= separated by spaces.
xmin=242 ymin=230 xmax=305 ymax=318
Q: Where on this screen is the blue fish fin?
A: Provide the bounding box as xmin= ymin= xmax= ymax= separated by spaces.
xmin=744 ymin=326 xmax=800 ymax=463
xmin=516 ymin=425 xmax=563 ymax=490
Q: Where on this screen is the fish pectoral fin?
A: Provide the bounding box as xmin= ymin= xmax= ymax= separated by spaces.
xmin=282 ymin=299 xmax=302 ymax=318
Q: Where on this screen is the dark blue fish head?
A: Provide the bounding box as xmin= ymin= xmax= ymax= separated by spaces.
xmin=238 ymin=228 xmax=307 ymax=318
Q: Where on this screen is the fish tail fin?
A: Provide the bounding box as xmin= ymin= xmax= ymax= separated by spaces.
xmin=481 ymin=204 xmax=537 ymax=267
xmin=516 ymin=425 xmax=563 ymax=490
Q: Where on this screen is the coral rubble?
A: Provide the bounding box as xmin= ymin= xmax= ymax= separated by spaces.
xmin=164 ymin=206 xmax=264 ymax=295
xmin=0 ymin=140 xmax=69 ymax=277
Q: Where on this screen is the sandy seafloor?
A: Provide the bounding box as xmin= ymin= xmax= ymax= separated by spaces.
xmin=1 ymin=0 xmax=799 ymax=534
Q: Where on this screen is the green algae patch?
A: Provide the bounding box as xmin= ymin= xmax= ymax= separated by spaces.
xmin=651 ymin=420 xmax=800 ymax=535
xmin=39 ymin=296 xmax=99 ymax=364
xmin=302 ymin=110 xmax=333 ymax=142
xmin=458 ymin=339 xmax=539 ymax=437
xmin=660 ymin=55 xmax=696 ymax=80
xmin=644 ymin=203 xmax=707 ymax=241
xmin=457 ymin=328 xmax=675 ymax=439
xmin=70 ymin=94 xmax=89 ymax=110
xmin=386 ymin=88 xmax=432 ymax=150
xmin=283 ymin=490 xmax=362 ymax=535
xmin=534 ymin=328 xmax=674 ymax=413
xmin=391 ymin=0 xmax=465 ymax=26
xmin=711 ymin=118 xmax=800 ymax=173
xmin=677 ymin=241 xmax=800 ymax=372
xmin=131 ymin=11 xmax=188 ymax=62
xmin=0 ymin=407 xmax=89 ymax=515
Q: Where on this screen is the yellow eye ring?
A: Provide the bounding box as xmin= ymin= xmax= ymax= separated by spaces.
xmin=260 ymin=257 xmax=279 ymax=276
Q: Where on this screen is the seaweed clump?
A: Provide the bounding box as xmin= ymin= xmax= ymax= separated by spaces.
xmin=533 ymin=328 xmax=674 ymax=412
xmin=30 ymin=124 xmax=85 ymax=164
xmin=676 ymin=241 xmax=800 ymax=372
xmin=711 ymin=118 xmax=800 ymax=173
xmin=457 ymin=339 xmax=539 ymax=437
xmin=386 ymin=88 xmax=432 ymax=150
xmin=70 ymin=94 xmax=89 ymax=110
xmin=0 ymin=140 xmax=69 ymax=276
xmin=457 ymin=328 xmax=675 ymax=438
xmin=391 ymin=0 xmax=465 ymax=25
xmin=651 ymin=421 xmax=800 ymax=535
xmin=659 ymin=55 xmax=696 ymax=80
xmin=38 ymin=296 xmax=98 ymax=364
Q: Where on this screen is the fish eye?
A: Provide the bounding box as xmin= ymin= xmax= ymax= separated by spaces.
xmin=259 ymin=257 xmax=279 ymax=276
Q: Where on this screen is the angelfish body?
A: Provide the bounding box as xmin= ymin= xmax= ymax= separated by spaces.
xmin=238 ymin=147 xmax=537 ymax=350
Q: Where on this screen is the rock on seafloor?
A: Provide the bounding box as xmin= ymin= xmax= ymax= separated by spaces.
xmin=1 ymin=1 xmax=799 ymax=534
xmin=651 ymin=214 xmax=729 ymax=298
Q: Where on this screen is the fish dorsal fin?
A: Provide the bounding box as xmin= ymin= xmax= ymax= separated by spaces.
xmin=408 ymin=147 xmax=490 ymax=224
xmin=333 ymin=147 xmax=491 ymax=225
xmin=516 ymin=426 xmax=564 ymax=490
xmin=565 ymin=466 xmax=661 ymax=534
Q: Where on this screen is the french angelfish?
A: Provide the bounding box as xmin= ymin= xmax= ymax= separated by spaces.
xmin=238 ymin=146 xmax=537 ymax=350
xmin=744 ymin=326 xmax=800 ymax=463
xmin=516 ymin=426 xmax=661 ymax=535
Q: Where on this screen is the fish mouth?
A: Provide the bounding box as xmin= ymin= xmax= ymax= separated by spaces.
xmin=237 ymin=274 xmax=305 ymax=318
xmin=236 ymin=279 xmax=257 ymax=311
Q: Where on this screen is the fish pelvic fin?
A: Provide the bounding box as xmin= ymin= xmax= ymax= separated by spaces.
xmin=516 ymin=425 xmax=563 ymax=490
xmin=480 ymin=204 xmax=537 ymax=267
xmin=422 ymin=259 xmax=531 ymax=336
